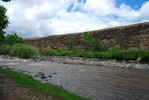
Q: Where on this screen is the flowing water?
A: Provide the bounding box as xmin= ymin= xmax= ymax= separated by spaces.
xmin=0 ymin=56 xmax=149 ymax=100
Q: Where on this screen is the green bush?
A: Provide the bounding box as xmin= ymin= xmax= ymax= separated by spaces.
xmin=93 ymin=43 xmax=108 ymax=52
xmin=43 ymin=46 xmax=149 ymax=61
xmin=110 ymin=45 xmax=122 ymax=50
xmin=142 ymin=51 xmax=149 ymax=61
xmin=0 ymin=44 xmax=12 ymax=55
xmin=75 ymin=51 xmax=94 ymax=58
xmin=39 ymin=47 xmax=54 ymax=55
xmin=109 ymin=49 xmax=149 ymax=61
xmin=95 ymin=52 xmax=113 ymax=59
xmin=81 ymin=32 xmax=108 ymax=52
xmin=4 ymin=33 xmax=23 ymax=46
xmin=10 ymin=44 xmax=39 ymax=58
xmin=81 ymin=32 xmax=96 ymax=51
xmin=83 ymin=52 xmax=95 ymax=58
xmin=68 ymin=40 xmax=74 ymax=50
xmin=10 ymin=43 xmax=22 ymax=56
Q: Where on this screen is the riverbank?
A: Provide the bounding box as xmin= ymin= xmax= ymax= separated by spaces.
xmin=31 ymin=56 xmax=149 ymax=70
xmin=0 ymin=69 xmax=91 ymax=100
xmin=1 ymin=55 xmax=149 ymax=100
xmin=0 ymin=72 xmax=62 ymax=100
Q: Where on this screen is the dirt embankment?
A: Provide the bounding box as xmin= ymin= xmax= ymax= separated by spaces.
xmin=0 ymin=73 xmax=61 ymax=100
xmin=24 ymin=22 xmax=149 ymax=50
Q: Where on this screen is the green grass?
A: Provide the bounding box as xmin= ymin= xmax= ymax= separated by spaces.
xmin=0 ymin=69 xmax=92 ymax=100
xmin=44 ymin=49 xmax=149 ymax=61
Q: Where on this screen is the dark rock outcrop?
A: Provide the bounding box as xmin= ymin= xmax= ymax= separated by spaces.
xmin=24 ymin=22 xmax=149 ymax=50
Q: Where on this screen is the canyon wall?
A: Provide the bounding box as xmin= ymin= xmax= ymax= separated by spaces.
xmin=24 ymin=22 xmax=149 ymax=50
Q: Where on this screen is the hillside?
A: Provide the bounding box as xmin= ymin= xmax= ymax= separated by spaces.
xmin=24 ymin=22 xmax=149 ymax=50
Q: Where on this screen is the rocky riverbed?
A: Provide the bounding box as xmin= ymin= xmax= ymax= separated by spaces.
xmin=32 ymin=56 xmax=149 ymax=70
xmin=0 ymin=55 xmax=149 ymax=100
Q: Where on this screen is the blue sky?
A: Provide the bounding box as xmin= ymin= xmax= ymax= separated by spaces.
xmin=0 ymin=0 xmax=149 ymax=38
xmin=116 ymin=0 xmax=148 ymax=9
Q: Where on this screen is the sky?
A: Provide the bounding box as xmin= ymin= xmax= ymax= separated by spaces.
xmin=0 ymin=0 xmax=149 ymax=38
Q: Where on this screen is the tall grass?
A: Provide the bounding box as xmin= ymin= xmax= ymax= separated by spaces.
xmin=0 ymin=44 xmax=39 ymax=58
xmin=43 ymin=49 xmax=149 ymax=61
xmin=11 ymin=44 xmax=39 ymax=58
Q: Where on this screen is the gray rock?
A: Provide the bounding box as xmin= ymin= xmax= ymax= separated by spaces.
xmin=41 ymin=76 xmax=47 ymax=79
xmin=136 ymin=57 xmax=142 ymax=62
xmin=52 ymin=72 xmax=58 ymax=74
xmin=48 ymin=75 xmax=52 ymax=78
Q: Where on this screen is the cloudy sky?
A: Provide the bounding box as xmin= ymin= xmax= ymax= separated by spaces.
xmin=0 ymin=0 xmax=149 ymax=38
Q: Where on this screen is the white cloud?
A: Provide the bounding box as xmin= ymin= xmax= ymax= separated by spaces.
xmin=140 ymin=1 xmax=149 ymax=18
xmin=117 ymin=4 xmax=140 ymax=19
xmin=48 ymin=12 xmax=107 ymax=34
xmin=25 ymin=3 xmax=56 ymax=20
xmin=83 ymin=0 xmax=116 ymax=16
xmin=0 ymin=0 xmax=149 ymax=38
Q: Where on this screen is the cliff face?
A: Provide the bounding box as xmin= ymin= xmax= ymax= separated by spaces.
xmin=24 ymin=22 xmax=149 ymax=50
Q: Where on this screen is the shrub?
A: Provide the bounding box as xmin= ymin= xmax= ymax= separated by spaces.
xmin=0 ymin=44 xmax=12 ymax=55
xmin=110 ymin=45 xmax=122 ymax=50
xmin=4 ymin=33 xmax=23 ymax=46
xmin=95 ymin=52 xmax=113 ymax=59
xmin=10 ymin=43 xmax=22 ymax=56
xmin=142 ymin=51 xmax=149 ymax=61
xmin=81 ymin=32 xmax=108 ymax=52
xmin=81 ymin=32 xmax=95 ymax=51
xmin=39 ymin=47 xmax=54 ymax=55
xmin=109 ymin=49 xmax=149 ymax=61
xmin=10 ymin=44 xmax=39 ymax=58
xmin=93 ymin=43 xmax=108 ymax=52
xmin=83 ymin=52 xmax=95 ymax=58
xmin=68 ymin=40 xmax=74 ymax=50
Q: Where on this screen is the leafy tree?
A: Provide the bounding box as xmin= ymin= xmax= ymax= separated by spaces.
xmin=81 ymin=32 xmax=108 ymax=52
xmin=81 ymin=32 xmax=95 ymax=51
xmin=0 ymin=0 xmax=10 ymax=45
xmin=0 ymin=6 xmax=8 ymax=45
xmin=4 ymin=33 xmax=23 ymax=46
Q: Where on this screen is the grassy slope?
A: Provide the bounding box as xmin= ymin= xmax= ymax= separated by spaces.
xmin=0 ymin=69 xmax=92 ymax=100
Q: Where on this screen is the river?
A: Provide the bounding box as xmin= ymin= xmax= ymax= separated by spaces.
xmin=0 ymin=56 xmax=149 ymax=100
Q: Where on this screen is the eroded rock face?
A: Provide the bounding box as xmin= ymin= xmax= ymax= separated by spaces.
xmin=24 ymin=22 xmax=149 ymax=50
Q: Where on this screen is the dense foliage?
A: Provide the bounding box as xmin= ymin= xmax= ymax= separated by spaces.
xmin=41 ymin=49 xmax=149 ymax=61
xmin=0 ymin=44 xmax=12 ymax=55
xmin=68 ymin=40 xmax=74 ymax=50
xmin=0 ymin=6 xmax=9 ymax=45
xmin=11 ymin=44 xmax=39 ymax=58
xmin=0 ymin=0 xmax=10 ymax=45
xmin=81 ymin=32 xmax=108 ymax=51
xmin=38 ymin=32 xmax=149 ymax=61
xmin=4 ymin=33 xmax=23 ymax=46
xmin=0 ymin=44 xmax=39 ymax=58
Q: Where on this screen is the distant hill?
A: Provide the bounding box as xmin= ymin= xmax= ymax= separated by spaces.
xmin=24 ymin=22 xmax=149 ymax=50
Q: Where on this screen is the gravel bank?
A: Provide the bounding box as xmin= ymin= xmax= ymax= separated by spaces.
xmin=31 ymin=56 xmax=149 ymax=70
